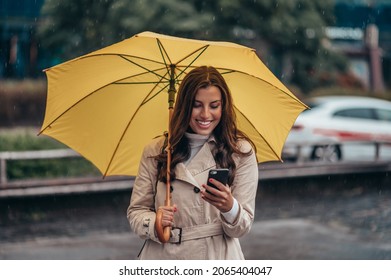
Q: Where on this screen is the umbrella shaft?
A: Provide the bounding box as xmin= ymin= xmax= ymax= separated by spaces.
xmin=166 ymin=64 xmax=175 ymax=204
xmin=165 ymin=107 xmax=173 ymax=206
xmin=168 ymin=64 xmax=176 ymax=109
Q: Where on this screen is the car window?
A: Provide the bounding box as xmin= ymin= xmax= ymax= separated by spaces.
xmin=376 ymin=109 xmax=391 ymax=122
xmin=333 ymin=108 xmax=377 ymax=120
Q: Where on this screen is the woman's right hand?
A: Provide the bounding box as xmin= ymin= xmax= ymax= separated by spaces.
xmin=157 ymin=204 xmax=177 ymax=227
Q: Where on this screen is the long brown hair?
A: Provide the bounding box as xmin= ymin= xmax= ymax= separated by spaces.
xmin=155 ymin=66 xmax=256 ymax=185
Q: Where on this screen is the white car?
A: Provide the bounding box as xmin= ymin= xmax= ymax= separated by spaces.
xmin=282 ymin=95 xmax=391 ymax=162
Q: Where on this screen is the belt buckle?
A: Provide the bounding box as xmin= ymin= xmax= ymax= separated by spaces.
xmin=171 ymin=227 xmax=182 ymax=244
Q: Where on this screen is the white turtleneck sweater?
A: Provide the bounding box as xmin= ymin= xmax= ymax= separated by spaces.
xmin=184 ymin=132 xmax=239 ymax=223
xmin=184 ymin=132 xmax=209 ymax=166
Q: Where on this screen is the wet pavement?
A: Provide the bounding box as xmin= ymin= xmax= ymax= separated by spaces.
xmin=1 ymin=173 xmax=391 ymax=259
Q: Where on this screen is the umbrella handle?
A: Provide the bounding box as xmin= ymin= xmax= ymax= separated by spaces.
xmin=155 ymin=208 xmax=171 ymax=243
xmin=155 ymin=173 xmax=172 ymax=243
xmin=155 ymin=130 xmax=172 ymax=243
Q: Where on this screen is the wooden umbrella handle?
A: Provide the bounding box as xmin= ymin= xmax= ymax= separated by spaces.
xmin=155 ymin=155 xmax=172 ymax=243
xmin=155 ymin=67 xmax=176 ymax=243
xmin=155 ymin=207 xmax=171 ymax=243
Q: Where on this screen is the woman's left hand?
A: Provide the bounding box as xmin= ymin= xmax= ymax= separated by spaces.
xmin=201 ymin=178 xmax=234 ymax=212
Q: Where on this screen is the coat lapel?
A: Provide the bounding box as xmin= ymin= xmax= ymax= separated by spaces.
xmin=175 ymin=137 xmax=217 ymax=187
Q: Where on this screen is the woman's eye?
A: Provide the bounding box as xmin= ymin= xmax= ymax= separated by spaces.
xmin=210 ymin=103 xmax=221 ymax=109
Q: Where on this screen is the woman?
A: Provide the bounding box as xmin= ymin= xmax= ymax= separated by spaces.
xmin=127 ymin=66 xmax=259 ymax=259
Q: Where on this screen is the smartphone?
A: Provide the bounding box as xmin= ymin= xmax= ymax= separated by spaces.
xmin=206 ymin=168 xmax=229 ymax=195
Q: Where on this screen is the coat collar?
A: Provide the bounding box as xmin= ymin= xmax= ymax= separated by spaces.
xmin=175 ymin=135 xmax=217 ymax=187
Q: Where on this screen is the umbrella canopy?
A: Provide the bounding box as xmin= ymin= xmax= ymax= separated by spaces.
xmin=39 ymin=31 xmax=307 ymax=177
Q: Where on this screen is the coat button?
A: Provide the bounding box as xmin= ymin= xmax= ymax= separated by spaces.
xmin=193 ymin=187 xmax=200 ymax=193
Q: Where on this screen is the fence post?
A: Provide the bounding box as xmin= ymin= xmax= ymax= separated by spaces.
xmin=374 ymin=142 xmax=380 ymax=161
xmin=296 ymin=145 xmax=304 ymax=164
xmin=0 ymin=158 xmax=6 ymax=186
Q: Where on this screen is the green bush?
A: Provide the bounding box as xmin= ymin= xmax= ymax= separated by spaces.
xmin=0 ymin=132 xmax=100 ymax=180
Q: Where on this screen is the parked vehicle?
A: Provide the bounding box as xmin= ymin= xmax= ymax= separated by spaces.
xmin=282 ymin=96 xmax=391 ymax=162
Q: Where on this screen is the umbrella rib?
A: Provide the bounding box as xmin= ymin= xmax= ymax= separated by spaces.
xmin=103 ymin=73 xmax=170 ymax=176
xmin=156 ymin=38 xmax=173 ymax=68
xmin=156 ymin=38 xmax=178 ymax=93
xmin=114 ymin=81 xmax=163 ymax=85
xmin=75 ymin=53 xmax=167 ymax=68
xmin=155 ymin=38 xmax=210 ymax=83
xmin=49 ymin=52 xmax=168 ymax=74
xmin=112 ymin=65 xmax=168 ymax=85
xmin=174 ymin=45 xmax=210 ymax=81
xmin=234 ymin=105 xmax=282 ymax=161
xmin=139 ymin=73 xmax=171 ymax=105
xmin=38 ymin=85 xmax=114 ymax=134
xmin=119 ymin=55 xmax=170 ymax=83
xmin=220 ymin=69 xmax=307 ymax=108
xmin=176 ymin=45 xmax=209 ymax=66
xmin=142 ymin=84 xmax=170 ymax=105
xmin=116 ymin=71 xmax=170 ymax=105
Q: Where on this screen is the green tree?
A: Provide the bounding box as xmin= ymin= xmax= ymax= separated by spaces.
xmin=203 ymin=0 xmax=347 ymax=93
xmin=38 ymin=0 xmax=214 ymax=62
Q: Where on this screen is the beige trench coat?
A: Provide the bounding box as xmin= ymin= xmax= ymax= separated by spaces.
xmin=127 ymin=135 xmax=258 ymax=259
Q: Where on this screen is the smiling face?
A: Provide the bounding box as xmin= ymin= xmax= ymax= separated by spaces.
xmin=189 ymin=85 xmax=222 ymax=136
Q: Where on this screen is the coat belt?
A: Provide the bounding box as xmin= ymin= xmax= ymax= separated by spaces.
xmin=168 ymin=223 xmax=224 ymax=244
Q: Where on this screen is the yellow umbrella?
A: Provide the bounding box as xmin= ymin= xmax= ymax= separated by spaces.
xmin=39 ymin=31 xmax=307 ymax=242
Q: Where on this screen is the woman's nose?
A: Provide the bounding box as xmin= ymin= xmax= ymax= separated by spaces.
xmin=200 ymin=107 xmax=210 ymax=118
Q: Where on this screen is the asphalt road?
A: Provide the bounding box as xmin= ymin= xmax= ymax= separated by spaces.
xmin=1 ymin=173 xmax=391 ymax=260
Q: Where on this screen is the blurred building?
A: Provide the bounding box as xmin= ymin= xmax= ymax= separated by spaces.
xmin=0 ymin=0 xmax=44 ymax=79
xmin=329 ymin=0 xmax=391 ymax=91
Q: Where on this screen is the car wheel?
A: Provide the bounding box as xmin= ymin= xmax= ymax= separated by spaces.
xmin=310 ymin=144 xmax=342 ymax=162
